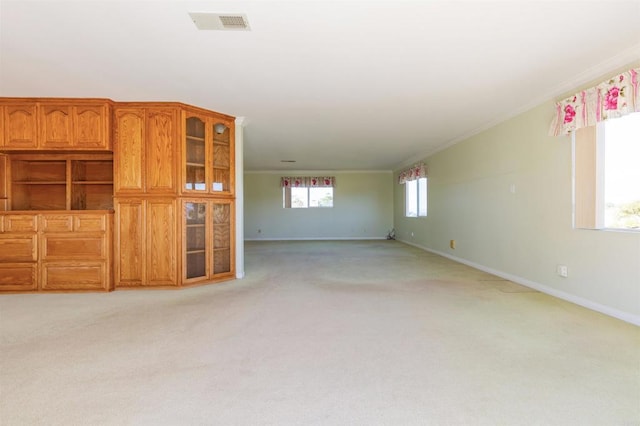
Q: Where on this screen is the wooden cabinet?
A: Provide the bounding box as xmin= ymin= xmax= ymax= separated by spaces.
xmin=0 ymin=99 xmax=110 ymax=150
xmin=183 ymin=199 xmax=234 ymax=284
xmin=39 ymin=102 xmax=111 ymax=150
xmin=114 ymin=198 xmax=178 ymax=288
xmin=40 ymin=213 xmax=112 ymax=291
xmin=183 ymin=112 xmax=235 ymax=196
xmin=2 ymin=103 xmax=38 ymax=148
xmin=0 ymin=212 xmax=112 ymax=292
xmin=114 ymin=107 xmax=178 ymax=195
xmin=0 ymin=97 xmax=235 ymax=293
xmin=0 ymin=215 xmax=38 ymax=291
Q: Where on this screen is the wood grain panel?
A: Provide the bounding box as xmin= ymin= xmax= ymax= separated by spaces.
xmin=213 ymin=224 xmax=230 ymax=249
xmin=74 ymin=105 xmax=107 ymax=149
xmin=114 ymin=109 xmax=145 ymax=193
xmin=115 ymin=200 xmax=144 ymax=286
xmin=0 ymin=235 xmax=37 ymax=261
xmin=39 ymin=105 xmax=73 ymax=148
xmin=41 ymin=262 xmax=106 ymax=290
xmin=0 ymin=263 xmax=37 ymax=291
xmin=42 ymin=234 xmax=105 ymax=259
xmin=213 ymin=145 xmax=230 ymax=168
xmin=4 ymin=215 xmax=38 ymax=232
xmin=3 ymin=104 xmax=37 ymax=148
xmin=74 ymin=214 xmax=107 ymax=232
xmin=212 ymin=203 xmax=230 ymax=224
xmin=146 ymin=199 xmax=177 ymax=285
xmin=146 ymin=109 xmax=177 ymax=193
xmin=40 ymin=215 xmax=74 ymax=232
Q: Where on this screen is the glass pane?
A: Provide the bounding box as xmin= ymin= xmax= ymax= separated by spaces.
xmin=291 ymin=187 xmax=308 ymax=208
xmin=211 ymin=123 xmax=230 ymax=192
xmin=603 ymin=113 xmax=640 ymax=229
xmin=185 ymin=202 xmax=207 ymax=279
xmin=309 ymin=187 xmax=333 ymax=207
xmin=185 ymin=117 xmax=206 ymax=192
xmin=418 ymin=178 xmax=427 ymax=216
xmin=212 ymin=203 xmax=231 ymax=274
xmin=405 ymin=180 xmax=417 ymax=217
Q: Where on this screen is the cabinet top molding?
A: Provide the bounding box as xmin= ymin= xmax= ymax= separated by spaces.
xmin=0 ymin=97 xmax=236 ymax=121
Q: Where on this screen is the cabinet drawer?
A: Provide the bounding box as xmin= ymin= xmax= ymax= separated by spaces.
xmin=41 ymin=262 xmax=108 ymax=291
xmin=40 ymin=214 xmax=107 ymax=232
xmin=3 ymin=215 xmax=38 ymax=232
xmin=40 ymin=215 xmax=73 ymax=232
xmin=0 ymin=234 xmax=37 ymax=261
xmin=74 ymin=214 xmax=107 ymax=232
xmin=0 ymin=263 xmax=37 ymax=291
xmin=41 ymin=234 xmax=106 ymax=260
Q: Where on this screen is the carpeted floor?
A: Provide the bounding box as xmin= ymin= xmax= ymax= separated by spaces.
xmin=1 ymin=240 xmax=638 ymax=425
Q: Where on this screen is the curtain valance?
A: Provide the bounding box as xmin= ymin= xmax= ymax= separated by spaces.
xmin=281 ymin=176 xmax=335 ymax=188
xmin=549 ymin=67 xmax=639 ymax=136
xmin=398 ymin=162 xmax=427 ymax=184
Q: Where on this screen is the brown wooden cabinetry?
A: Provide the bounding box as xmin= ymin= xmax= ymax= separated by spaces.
xmin=114 ymin=198 xmax=178 ymax=288
xmin=1 ymin=103 xmax=38 ymax=148
xmin=183 ymin=199 xmax=234 ymax=284
xmin=0 ymin=212 xmax=112 ymax=292
xmin=0 ymin=97 xmax=235 ymax=293
xmin=0 ymin=98 xmax=111 ymax=150
xmin=39 ymin=102 xmax=111 ymax=150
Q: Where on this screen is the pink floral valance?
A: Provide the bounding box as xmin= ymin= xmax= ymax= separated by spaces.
xmin=281 ymin=176 xmax=335 ymax=188
xmin=398 ymin=162 xmax=427 ymax=184
xmin=549 ymin=67 xmax=639 ymax=136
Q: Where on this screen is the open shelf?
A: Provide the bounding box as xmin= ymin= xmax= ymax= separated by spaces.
xmin=10 ymin=156 xmax=113 ymax=211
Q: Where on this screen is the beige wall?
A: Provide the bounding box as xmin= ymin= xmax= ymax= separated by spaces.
xmin=245 ymin=171 xmax=393 ymax=240
xmin=394 ymin=100 xmax=640 ymax=323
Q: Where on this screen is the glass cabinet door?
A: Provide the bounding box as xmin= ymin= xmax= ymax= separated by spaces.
xmin=185 ymin=117 xmax=206 ymax=192
xmin=210 ymin=122 xmax=231 ymax=193
xmin=185 ymin=201 xmax=207 ymax=280
xmin=212 ymin=201 xmax=232 ymax=274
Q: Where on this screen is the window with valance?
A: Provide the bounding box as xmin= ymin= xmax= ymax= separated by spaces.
xmin=549 ymin=67 xmax=640 ymax=231
xmin=398 ymin=163 xmax=428 ymax=217
xmin=281 ymin=176 xmax=335 ymax=208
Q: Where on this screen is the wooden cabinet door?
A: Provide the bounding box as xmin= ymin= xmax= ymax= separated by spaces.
xmin=74 ymin=104 xmax=109 ymax=149
xmin=211 ymin=200 xmax=234 ymax=277
xmin=146 ymin=109 xmax=178 ymax=194
xmin=39 ymin=104 xmax=73 ymax=149
xmin=146 ymin=199 xmax=178 ymax=286
xmin=3 ymin=104 xmax=38 ymax=148
xmin=114 ymin=109 xmax=145 ymax=194
xmin=114 ymin=199 xmax=145 ymax=287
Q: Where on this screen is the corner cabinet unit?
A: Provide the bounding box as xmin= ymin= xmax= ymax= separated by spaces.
xmin=112 ymin=102 xmax=236 ymax=289
xmin=0 ymin=97 xmax=236 ymax=293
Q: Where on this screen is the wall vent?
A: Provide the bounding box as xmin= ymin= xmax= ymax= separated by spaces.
xmin=189 ymin=13 xmax=251 ymax=31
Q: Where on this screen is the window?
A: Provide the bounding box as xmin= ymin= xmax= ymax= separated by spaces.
xmin=405 ymin=177 xmax=427 ymax=217
xmin=284 ymin=186 xmax=334 ymax=208
xmin=574 ymin=112 xmax=639 ymax=230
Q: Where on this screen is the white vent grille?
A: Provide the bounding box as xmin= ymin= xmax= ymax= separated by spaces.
xmin=189 ymin=13 xmax=251 ymax=31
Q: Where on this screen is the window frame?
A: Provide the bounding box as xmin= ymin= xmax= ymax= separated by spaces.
xmin=572 ymin=112 xmax=639 ymax=232
xmin=283 ymin=186 xmax=334 ymax=209
xmin=405 ymin=177 xmax=427 ymax=218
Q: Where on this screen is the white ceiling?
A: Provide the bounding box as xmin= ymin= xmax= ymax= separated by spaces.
xmin=1 ymin=1 xmax=639 ymax=171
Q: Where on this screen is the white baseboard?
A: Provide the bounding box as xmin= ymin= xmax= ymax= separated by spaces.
xmin=245 ymin=237 xmax=386 ymax=241
xmin=398 ymin=239 xmax=640 ymax=326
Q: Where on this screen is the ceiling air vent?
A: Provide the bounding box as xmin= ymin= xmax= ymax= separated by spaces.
xmin=189 ymin=13 xmax=251 ymax=31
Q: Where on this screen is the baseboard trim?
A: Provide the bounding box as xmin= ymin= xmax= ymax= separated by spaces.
xmin=398 ymin=239 xmax=640 ymax=326
xmin=245 ymin=237 xmax=387 ymax=241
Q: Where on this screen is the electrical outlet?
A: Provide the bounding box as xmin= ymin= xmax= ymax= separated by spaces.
xmin=557 ymin=265 xmax=568 ymax=277
xmin=450 ymin=239 xmax=456 ymax=249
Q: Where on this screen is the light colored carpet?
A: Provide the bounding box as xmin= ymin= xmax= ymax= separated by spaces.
xmin=1 ymin=240 xmax=638 ymax=425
